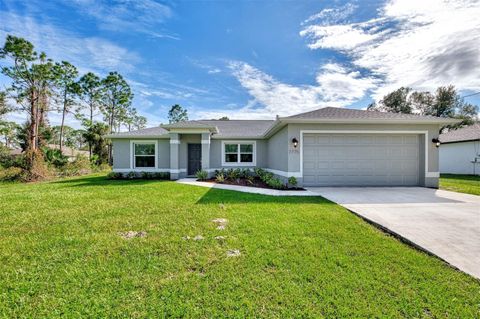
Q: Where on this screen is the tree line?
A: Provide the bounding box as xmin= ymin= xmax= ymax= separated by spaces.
xmin=0 ymin=35 xmax=147 ymax=178
xmin=368 ymin=86 xmax=478 ymax=131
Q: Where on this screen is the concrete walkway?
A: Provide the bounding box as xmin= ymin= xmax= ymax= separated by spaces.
xmin=307 ymin=187 xmax=480 ymax=279
xmin=176 ymin=178 xmax=318 ymax=196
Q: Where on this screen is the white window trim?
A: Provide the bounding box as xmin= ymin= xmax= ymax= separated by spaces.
xmin=221 ymin=141 xmax=256 ymax=166
xmin=130 ymin=140 xmax=158 ymax=170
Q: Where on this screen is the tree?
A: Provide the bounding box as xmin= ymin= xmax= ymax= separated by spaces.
xmin=78 ymin=72 xmax=102 ymax=123
xmin=53 ymin=61 xmax=80 ymax=152
xmin=375 ymin=87 xmax=413 ymax=114
xmin=77 ymin=72 xmax=102 ymax=159
xmin=0 ymin=121 xmax=20 ymax=148
xmin=0 ymin=91 xmax=9 ymax=118
xmin=133 ymin=114 xmax=147 ymax=130
xmin=82 ymin=122 xmax=109 ymax=165
xmin=218 ymin=116 xmax=229 ymax=120
xmin=168 ymin=104 xmax=188 ymax=123
xmin=0 ymin=35 xmax=55 ymax=178
xmin=371 ymin=85 xmax=478 ymax=132
xmin=101 ymin=72 xmax=133 ymax=163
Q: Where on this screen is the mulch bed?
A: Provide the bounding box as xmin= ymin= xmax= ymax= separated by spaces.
xmin=201 ymin=178 xmax=305 ymax=191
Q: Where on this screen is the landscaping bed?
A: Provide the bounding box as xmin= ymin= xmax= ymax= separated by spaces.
xmin=197 ymin=168 xmax=304 ymax=190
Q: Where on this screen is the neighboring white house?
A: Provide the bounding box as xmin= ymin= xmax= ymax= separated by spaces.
xmin=439 ymin=123 xmax=480 ymax=175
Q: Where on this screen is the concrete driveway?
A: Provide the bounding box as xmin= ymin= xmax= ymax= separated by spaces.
xmin=307 ymin=187 xmax=480 ymax=279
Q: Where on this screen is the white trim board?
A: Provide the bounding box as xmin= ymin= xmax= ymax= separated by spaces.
xmin=113 ymin=168 xmax=186 ymax=173
xmin=299 ymin=130 xmax=437 ymax=179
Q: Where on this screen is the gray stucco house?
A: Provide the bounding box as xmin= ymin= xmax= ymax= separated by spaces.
xmin=107 ymin=107 xmax=456 ymax=188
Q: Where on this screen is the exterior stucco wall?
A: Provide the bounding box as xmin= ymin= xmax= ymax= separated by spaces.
xmin=111 ymin=138 xmax=170 ymax=170
xmin=440 ymin=141 xmax=480 ymax=175
xmin=209 ymin=139 xmax=268 ymax=169
xmin=286 ymin=123 xmax=441 ymax=187
xmin=266 ymin=126 xmax=288 ymax=172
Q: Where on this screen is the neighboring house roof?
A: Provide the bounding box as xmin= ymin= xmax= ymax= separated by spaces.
xmin=107 ymin=106 xmax=459 ymax=139
xmin=8 ymin=148 xmax=23 ymax=156
xmin=47 ymin=144 xmax=89 ymax=158
xmin=439 ymin=123 xmax=480 ymax=144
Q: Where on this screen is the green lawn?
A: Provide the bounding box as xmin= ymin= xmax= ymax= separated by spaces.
xmin=440 ymin=174 xmax=480 ymax=195
xmin=0 ymin=174 xmax=479 ymax=318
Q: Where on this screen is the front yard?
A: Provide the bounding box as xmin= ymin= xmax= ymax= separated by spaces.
xmin=0 ymin=174 xmax=479 ymax=317
xmin=440 ymin=174 xmax=480 ymax=195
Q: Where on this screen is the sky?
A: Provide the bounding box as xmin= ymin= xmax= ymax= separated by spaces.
xmin=1 ymin=0 xmax=480 ymax=129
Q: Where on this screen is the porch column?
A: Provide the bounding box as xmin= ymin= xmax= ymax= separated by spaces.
xmin=170 ymin=133 xmax=180 ymax=180
xmin=201 ymin=133 xmax=210 ymax=175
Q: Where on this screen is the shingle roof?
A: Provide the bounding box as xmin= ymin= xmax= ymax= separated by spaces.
xmin=109 ymin=126 xmax=169 ymax=138
xmin=283 ymin=107 xmax=444 ymax=120
xmin=108 ymin=107 xmax=457 ymax=139
xmin=161 ymin=120 xmax=216 ymax=129
xmin=439 ymin=123 xmax=480 ymax=143
xmin=196 ymin=120 xmax=275 ymax=137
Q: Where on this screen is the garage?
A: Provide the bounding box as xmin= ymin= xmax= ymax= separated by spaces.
xmin=302 ymin=133 xmax=420 ymax=186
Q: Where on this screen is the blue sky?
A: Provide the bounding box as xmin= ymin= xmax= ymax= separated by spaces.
xmin=1 ymin=0 xmax=479 ymax=128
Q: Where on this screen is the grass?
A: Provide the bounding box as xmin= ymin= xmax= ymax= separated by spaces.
xmin=440 ymin=174 xmax=480 ymax=195
xmin=0 ymin=174 xmax=479 ymax=318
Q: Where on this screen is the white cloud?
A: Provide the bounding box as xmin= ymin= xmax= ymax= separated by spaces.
xmin=301 ymin=0 xmax=480 ymax=99
xmin=303 ymin=3 xmax=358 ymax=25
xmin=216 ymin=61 xmax=376 ymax=118
xmin=69 ymin=0 xmax=178 ymax=40
xmin=0 ymin=11 xmax=140 ymax=73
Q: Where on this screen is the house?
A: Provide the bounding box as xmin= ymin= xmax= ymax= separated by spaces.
xmin=47 ymin=144 xmax=89 ymax=161
xmin=439 ymin=123 xmax=480 ymax=175
xmin=107 ymin=107 xmax=457 ymax=187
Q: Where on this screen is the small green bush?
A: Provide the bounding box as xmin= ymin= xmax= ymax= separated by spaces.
xmin=226 ymin=168 xmax=241 ymax=181
xmin=195 ymin=170 xmax=208 ymax=181
xmin=246 ymin=175 xmax=255 ymax=186
xmin=106 ymin=171 xmax=123 ymax=179
xmin=288 ymin=176 xmax=298 ymax=188
xmin=216 ymin=173 xmax=225 ymax=183
xmin=267 ymin=177 xmax=285 ymax=190
xmin=0 ymin=166 xmax=25 ymax=182
xmin=42 ymin=147 xmax=69 ymax=168
xmin=153 ymin=172 xmax=170 ymax=180
xmin=126 ymin=171 xmax=137 ymax=179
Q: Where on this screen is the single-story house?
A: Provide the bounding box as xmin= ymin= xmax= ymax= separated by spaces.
xmin=107 ymin=107 xmax=456 ymax=188
xmin=439 ymin=123 xmax=480 ymax=175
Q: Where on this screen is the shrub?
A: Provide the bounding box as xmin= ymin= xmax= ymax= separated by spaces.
xmin=216 ymin=173 xmax=225 ymax=183
xmin=240 ymin=168 xmax=251 ymax=179
xmin=267 ymin=177 xmax=285 ymax=190
xmin=141 ymin=171 xmax=154 ymax=179
xmin=246 ymin=175 xmax=255 ymax=186
xmin=58 ymin=155 xmax=92 ymax=177
xmin=0 ymin=166 xmax=25 ymax=182
xmin=126 ymin=171 xmax=137 ymax=179
xmin=195 ymin=170 xmax=208 ymax=181
xmin=153 ymin=172 xmax=170 ymax=180
xmin=42 ymin=147 xmax=69 ymax=168
xmin=288 ymin=176 xmax=298 ymax=188
xmin=226 ymin=168 xmax=241 ymax=181
xmin=106 ymin=171 xmax=123 ymax=179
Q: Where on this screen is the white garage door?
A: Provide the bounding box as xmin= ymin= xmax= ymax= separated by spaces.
xmin=302 ymin=133 xmax=420 ymax=186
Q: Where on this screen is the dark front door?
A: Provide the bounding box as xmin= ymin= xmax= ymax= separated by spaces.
xmin=188 ymin=144 xmax=202 ymax=176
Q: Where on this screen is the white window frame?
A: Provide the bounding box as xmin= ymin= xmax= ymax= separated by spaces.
xmin=130 ymin=140 xmax=158 ymax=170
xmin=221 ymin=141 xmax=256 ymax=166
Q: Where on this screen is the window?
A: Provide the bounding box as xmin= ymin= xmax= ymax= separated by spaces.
xmin=222 ymin=142 xmax=256 ymax=166
xmin=133 ymin=142 xmax=156 ymax=168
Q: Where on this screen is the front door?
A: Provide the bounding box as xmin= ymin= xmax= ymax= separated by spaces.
xmin=188 ymin=144 xmax=202 ymax=176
